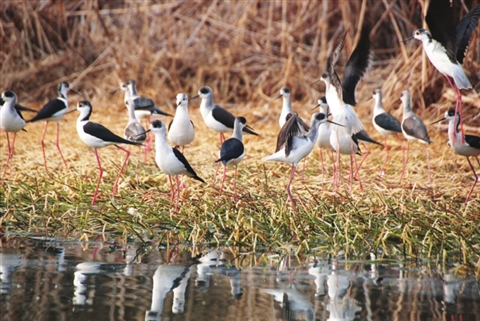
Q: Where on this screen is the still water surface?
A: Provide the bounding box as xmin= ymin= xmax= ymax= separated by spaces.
xmin=1 ymin=237 xmax=479 ymax=321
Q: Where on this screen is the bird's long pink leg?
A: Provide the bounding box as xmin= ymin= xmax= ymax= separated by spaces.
xmin=212 ymin=162 xmax=221 ymax=185
xmin=465 ymin=157 xmax=479 ymax=203
xmin=233 ymin=164 xmax=239 ymax=201
xmin=379 ymin=136 xmax=389 ymax=177
xmin=354 ymin=143 xmax=369 ymax=181
xmin=353 ymin=151 xmax=364 ymax=192
xmin=319 ymin=149 xmax=325 ymax=184
xmin=219 ymin=165 xmax=227 ymax=196
xmin=219 ymin=133 xmax=225 ymax=145
xmin=334 ymin=148 xmax=341 ymax=191
xmin=92 ymin=148 xmax=103 ymax=205
xmin=56 ymin=122 xmax=68 ymax=169
xmin=41 ymin=121 xmax=49 ymax=171
xmin=400 ymin=141 xmax=409 ymax=183
xmin=167 ymin=175 xmax=176 ymax=212
xmin=286 ymin=164 xmax=298 ymax=216
xmin=112 ymin=145 xmax=131 ymax=195
xmin=144 ymin=119 xmax=153 ymax=164
xmin=426 ymin=148 xmax=432 ymax=189
xmin=445 ymin=75 xmax=465 ymax=144
xmin=2 ymin=132 xmax=12 ymax=178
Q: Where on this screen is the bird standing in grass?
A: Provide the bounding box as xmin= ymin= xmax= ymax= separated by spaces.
xmin=371 ymin=89 xmax=403 ymax=176
xmin=0 ymin=90 xmax=26 ymax=178
xmin=76 ymin=100 xmax=143 ymax=205
xmin=168 ymin=93 xmax=195 ymax=153
xmin=399 ymin=91 xmax=431 ymax=184
xmin=263 ymin=113 xmax=339 ymax=215
xmin=28 ymin=82 xmax=74 ymax=171
xmin=215 ymin=117 xmax=247 ymax=201
xmin=431 ymin=109 xmax=480 ymax=203
xmin=147 ymin=120 xmax=205 ymax=212
xmin=121 ymin=79 xmax=171 ymax=160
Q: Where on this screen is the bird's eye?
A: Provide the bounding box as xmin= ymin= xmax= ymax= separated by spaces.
xmin=415 ymin=31 xmax=420 ymax=36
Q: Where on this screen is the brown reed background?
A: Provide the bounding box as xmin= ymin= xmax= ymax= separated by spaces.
xmin=1 ymin=0 xmax=479 ymax=122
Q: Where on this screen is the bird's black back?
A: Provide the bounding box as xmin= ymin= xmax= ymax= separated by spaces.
xmin=374 ymin=113 xmax=402 ymax=133
xmin=465 ymin=134 xmax=480 ymax=150
xmin=28 ymin=99 xmax=66 ymax=122
xmin=403 ymin=116 xmax=431 ymax=144
xmin=217 ymin=138 xmax=244 ymax=165
xmin=84 ymin=122 xmax=142 ymax=146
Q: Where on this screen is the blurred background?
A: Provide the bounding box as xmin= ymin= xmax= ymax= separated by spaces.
xmin=1 ymin=0 xmax=479 ymax=121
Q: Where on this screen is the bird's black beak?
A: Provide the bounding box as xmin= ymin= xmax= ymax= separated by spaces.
xmin=70 ymin=89 xmax=81 ymax=95
xmin=274 ymin=94 xmax=283 ymax=101
xmin=400 ymin=36 xmax=413 ymax=43
xmin=65 ymin=108 xmax=77 ymax=114
xmin=429 ymin=117 xmax=446 ymax=125
xmin=311 ymin=103 xmax=320 ymax=111
xmin=327 ymin=120 xmax=344 ymax=127
xmin=136 ymin=130 xmax=151 ymax=138
xmin=310 ymin=79 xmax=321 ymax=86
xmin=190 ymin=94 xmax=200 ymax=100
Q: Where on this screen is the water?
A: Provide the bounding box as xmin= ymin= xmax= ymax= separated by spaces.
xmin=1 ymin=237 xmax=479 ymax=321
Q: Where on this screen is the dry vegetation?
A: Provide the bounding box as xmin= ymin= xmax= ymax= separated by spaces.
xmin=1 ymin=1 xmax=480 ymax=269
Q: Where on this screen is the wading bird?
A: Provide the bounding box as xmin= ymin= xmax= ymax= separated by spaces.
xmin=147 ymin=120 xmax=205 ymax=212
xmin=402 ymin=0 xmax=480 ymax=143
xmin=215 ymin=117 xmax=247 ymax=201
xmin=28 ymin=82 xmax=74 ymax=171
xmin=399 ymin=91 xmax=431 ymax=184
xmin=431 ymin=109 xmax=480 ymax=203
xmin=0 ymin=90 xmax=26 ymax=178
xmin=371 ymin=89 xmax=403 ymax=176
xmin=76 ymin=101 xmax=142 ymax=205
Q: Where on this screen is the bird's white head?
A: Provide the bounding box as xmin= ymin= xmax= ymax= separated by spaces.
xmin=277 ymin=87 xmax=290 ymax=99
xmin=319 ymin=72 xmax=331 ymax=85
xmin=58 ymin=82 xmax=71 ymax=98
xmin=412 ymin=28 xmax=432 ymax=43
xmin=76 ymin=100 xmax=93 ymax=121
xmin=198 ymin=86 xmax=213 ymax=99
xmin=176 ymin=93 xmax=188 ymax=107
xmin=373 ymin=89 xmax=382 ymax=102
xmin=316 ymin=96 xmax=329 ymax=114
xmin=400 ymin=90 xmax=410 ymax=104
xmin=149 ymin=119 xmax=166 ymax=135
xmin=1 ymin=90 xmax=17 ymax=104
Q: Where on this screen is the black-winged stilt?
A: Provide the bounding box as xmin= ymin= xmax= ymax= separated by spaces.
xmin=167 ymin=93 xmax=195 ymax=153
xmin=27 ymin=82 xmax=74 ymax=171
xmin=402 ymin=0 xmax=480 ymax=143
xmin=263 ymin=113 xmax=339 ymax=215
xmin=399 ymin=91 xmax=431 ymax=183
xmin=146 ymin=119 xmax=205 ymax=212
xmin=431 ymin=109 xmax=480 ymax=203
xmin=0 ymin=90 xmax=26 ymax=178
xmin=215 ymin=116 xmax=247 ymax=201
xmin=76 ymin=100 xmax=142 ymax=205
xmin=371 ymin=89 xmax=403 ymax=176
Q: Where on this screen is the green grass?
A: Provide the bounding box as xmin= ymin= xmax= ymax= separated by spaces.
xmin=2 ymin=128 xmax=479 ymax=273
